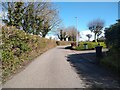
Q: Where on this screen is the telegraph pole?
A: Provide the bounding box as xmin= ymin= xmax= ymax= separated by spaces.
xmin=75 ymin=17 xmax=78 ymax=46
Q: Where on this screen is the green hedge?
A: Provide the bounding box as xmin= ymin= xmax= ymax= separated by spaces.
xmin=75 ymin=41 xmax=106 ymax=50
xmin=1 ymin=26 xmax=72 ymax=83
xmin=101 ymin=20 xmax=120 ymax=74
xmin=1 ymin=26 xmax=58 ymax=83
xmin=100 ymin=51 xmax=120 ymax=74
xmin=105 ymin=20 xmax=120 ymax=51
xmin=1 ymin=26 xmax=74 ymax=83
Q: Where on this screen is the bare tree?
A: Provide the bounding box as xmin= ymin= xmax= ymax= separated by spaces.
xmin=56 ymin=28 xmax=68 ymax=41
xmin=35 ymin=2 xmax=61 ymax=37
xmin=66 ymin=26 xmax=78 ymax=41
xmin=88 ymin=19 xmax=104 ymax=42
xmin=97 ymin=30 xmax=102 ymax=40
xmin=56 ymin=26 xmax=80 ymax=41
xmin=86 ymin=34 xmax=92 ymax=41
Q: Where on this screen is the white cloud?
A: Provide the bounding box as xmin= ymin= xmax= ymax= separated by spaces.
xmin=79 ymin=30 xmax=94 ymax=41
xmin=79 ymin=30 xmax=105 ymax=41
xmin=45 ymin=34 xmax=59 ymax=40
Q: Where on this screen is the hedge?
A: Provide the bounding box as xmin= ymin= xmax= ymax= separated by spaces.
xmin=1 ymin=26 xmax=71 ymax=83
xmin=75 ymin=41 xmax=106 ymax=50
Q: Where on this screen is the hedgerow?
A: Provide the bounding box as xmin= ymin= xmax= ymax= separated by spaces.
xmin=75 ymin=41 xmax=106 ymax=50
xmin=1 ymin=26 xmax=72 ymax=83
xmin=1 ymin=26 xmax=57 ymax=83
xmin=101 ymin=20 xmax=120 ymax=74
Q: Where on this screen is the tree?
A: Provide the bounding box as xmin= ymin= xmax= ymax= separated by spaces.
xmin=2 ymin=2 xmax=61 ymax=37
xmin=2 ymin=2 xmax=13 ymax=25
xmin=13 ymin=2 xmax=24 ymax=29
xmin=98 ymin=36 xmax=105 ymax=42
xmin=105 ymin=19 xmax=120 ymax=50
xmin=38 ymin=3 xmax=61 ymax=37
xmin=86 ymin=34 xmax=92 ymax=41
xmin=57 ymin=29 xmax=67 ymax=41
xmin=88 ymin=19 xmax=104 ymax=42
xmin=67 ymin=26 xmax=78 ymax=41
xmin=56 ymin=26 xmax=79 ymax=41
xmin=2 ymin=2 xmax=24 ymax=29
xmin=22 ymin=2 xmax=35 ymax=33
xmin=97 ymin=30 xmax=102 ymax=41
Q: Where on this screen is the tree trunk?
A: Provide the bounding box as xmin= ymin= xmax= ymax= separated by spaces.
xmin=42 ymin=34 xmax=46 ymax=37
xmin=88 ymin=38 xmax=90 ymax=41
xmin=95 ymin=33 xmax=97 ymax=42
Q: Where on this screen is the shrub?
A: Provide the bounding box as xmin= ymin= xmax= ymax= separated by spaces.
xmin=101 ymin=52 xmax=120 ymax=74
xmin=75 ymin=41 xmax=106 ymax=50
xmin=71 ymin=42 xmax=76 ymax=47
xmin=56 ymin=41 xmax=60 ymax=45
xmin=101 ymin=20 xmax=120 ymax=74
xmin=105 ymin=20 xmax=120 ymax=51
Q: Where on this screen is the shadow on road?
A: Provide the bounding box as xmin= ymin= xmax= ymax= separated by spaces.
xmin=57 ymin=46 xmax=72 ymax=50
xmin=66 ymin=52 xmax=120 ymax=88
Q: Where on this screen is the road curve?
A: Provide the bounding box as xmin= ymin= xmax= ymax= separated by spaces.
xmin=3 ymin=46 xmax=85 ymax=88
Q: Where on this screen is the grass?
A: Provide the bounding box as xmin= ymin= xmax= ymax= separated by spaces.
xmin=100 ymin=51 xmax=120 ymax=74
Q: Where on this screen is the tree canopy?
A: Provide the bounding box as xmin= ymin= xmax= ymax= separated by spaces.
xmin=105 ymin=19 xmax=120 ymax=51
xmin=88 ymin=19 xmax=105 ymax=42
xmin=56 ymin=26 xmax=79 ymax=41
xmin=86 ymin=34 xmax=92 ymax=41
xmin=2 ymin=2 xmax=61 ymax=37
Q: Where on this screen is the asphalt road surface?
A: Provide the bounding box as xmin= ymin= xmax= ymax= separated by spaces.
xmin=3 ymin=46 xmax=120 ymax=88
xmin=3 ymin=46 xmax=85 ymax=88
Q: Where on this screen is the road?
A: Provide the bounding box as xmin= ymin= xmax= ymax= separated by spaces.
xmin=3 ymin=46 xmax=120 ymax=88
xmin=3 ymin=46 xmax=85 ymax=88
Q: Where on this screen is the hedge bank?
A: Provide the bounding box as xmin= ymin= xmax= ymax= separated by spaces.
xmin=1 ymin=26 xmax=71 ymax=83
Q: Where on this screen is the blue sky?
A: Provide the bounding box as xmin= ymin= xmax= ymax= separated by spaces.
xmin=54 ymin=2 xmax=118 ymax=32
xmin=0 ymin=2 xmax=119 ymax=40
xmin=0 ymin=2 xmax=118 ymax=29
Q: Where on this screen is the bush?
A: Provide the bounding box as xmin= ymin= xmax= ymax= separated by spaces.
xmin=75 ymin=41 xmax=106 ymax=50
xmin=101 ymin=52 xmax=120 ymax=74
xmin=71 ymin=42 xmax=76 ymax=46
xmin=101 ymin=20 xmax=120 ymax=74
xmin=105 ymin=20 xmax=120 ymax=51
xmin=56 ymin=41 xmax=60 ymax=45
